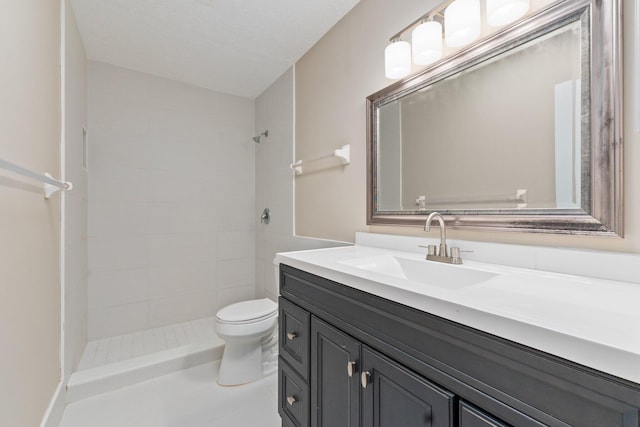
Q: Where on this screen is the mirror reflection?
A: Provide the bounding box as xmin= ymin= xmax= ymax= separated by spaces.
xmin=376 ymin=21 xmax=584 ymax=213
xmin=368 ymin=0 xmax=622 ymax=236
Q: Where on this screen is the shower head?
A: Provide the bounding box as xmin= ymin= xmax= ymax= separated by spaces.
xmin=253 ymin=130 xmax=269 ymax=143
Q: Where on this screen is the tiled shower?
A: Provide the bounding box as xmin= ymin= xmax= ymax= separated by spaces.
xmin=72 ymin=63 xmax=342 ymax=403
xmin=87 ymin=62 xmax=256 ymax=340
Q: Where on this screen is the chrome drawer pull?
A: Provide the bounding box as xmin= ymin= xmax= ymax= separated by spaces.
xmin=361 ymin=371 xmax=371 ymax=389
xmin=347 ymin=361 xmax=357 ymax=377
xmin=286 ymin=332 xmax=297 ymax=340
xmin=286 ymin=396 xmax=297 ymax=406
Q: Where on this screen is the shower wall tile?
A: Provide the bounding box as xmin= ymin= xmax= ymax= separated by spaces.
xmin=89 ymin=201 xmax=150 ymax=237
xmin=217 ymin=285 xmax=255 ymax=309
xmin=217 ymin=230 xmax=254 ymax=261
xmin=147 ymin=233 xmax=215 ymax=267
xmin=217 ymin=258 xmax=255 ymax=289
xmin=88 ymin=235 xmax=148 ymax=272
xmin=147 ymin=293 xmax=214 ymax=329
xmin=147 ymin=265 xmax=210 ymax=299
xmin=89 ymin=269 xmax=148 ymax=307
xmin=87 ymin=62 xmax=255 ymax=340
xmin=102 ymin=302 xmax=149 ymax=338
xmin=88 ymin=164 xmax=150 ymax=203
xmin=89 ymin=131 xmax=150 ymax=170
xmin=64 ymin=18 xmax=89 ymax=382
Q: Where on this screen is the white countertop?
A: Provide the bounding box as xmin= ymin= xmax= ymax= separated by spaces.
xmin=275 ymin=245 xmax=640 ymax=384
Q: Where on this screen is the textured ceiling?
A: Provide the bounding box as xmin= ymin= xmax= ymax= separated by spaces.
xmin=70 ymin=0 xmax=359 ymax=99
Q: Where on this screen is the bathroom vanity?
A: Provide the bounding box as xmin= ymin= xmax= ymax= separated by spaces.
xmin=275 ymin=245 xmax=640 ymax=427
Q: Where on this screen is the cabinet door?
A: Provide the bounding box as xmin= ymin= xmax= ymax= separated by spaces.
xmin=310 ymin=316 xmax=361 ymax=427
xmin=361 ymin=346 xmax=455 ymax=427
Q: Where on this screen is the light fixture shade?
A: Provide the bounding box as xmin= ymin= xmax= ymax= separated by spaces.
xmin=412 ymin=21 xmax=443 ymax=66
xmin=444 ymin=0 xmax=481 ymax=48
xmin=385 ymin=40 xmax=412 ymax=79
xmin=487 ymin=0 xmax=529 ymax=26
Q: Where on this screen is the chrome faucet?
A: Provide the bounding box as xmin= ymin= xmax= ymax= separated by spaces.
xmin=423 ymin=212 xmax=463 ymax=264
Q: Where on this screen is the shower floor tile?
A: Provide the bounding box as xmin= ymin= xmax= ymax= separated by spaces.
xmin=69 ymin=317 xmax=224 ymax=402
xmin=78 ymin=317 xmax=218 ymax=370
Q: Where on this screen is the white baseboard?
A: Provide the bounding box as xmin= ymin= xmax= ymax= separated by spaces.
xmin=40 ymin=380 xmax=66 ymax=427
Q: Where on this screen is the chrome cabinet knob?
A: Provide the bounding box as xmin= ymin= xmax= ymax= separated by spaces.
xmin=286 ymin=332 xmax=297 ymax=340
xmin=347 ymin=361 xmax=357 ymax=377
xmin=286 ymin=396 xmax=296 ymax=406
xmin=361 ymin=371 xmax=371 ymax=388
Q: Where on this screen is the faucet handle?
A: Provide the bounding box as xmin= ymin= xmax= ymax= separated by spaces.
xmin=450 ymin=247 xmax=462 ymax=264
xmin=419 ymin=244 xmax=437 ymax=258
xmin=450 ymin=247 xmax=474 ymax=264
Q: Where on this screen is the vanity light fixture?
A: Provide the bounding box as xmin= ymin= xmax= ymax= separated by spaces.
xmin=385 ymin=0 xmax=530 ymax=79
xmin=412 ymin=20 xmax=443 ymax=65
xmin=445 ymin=0 xmax=482 ymax=47
xmin=487 ymin=0 xmax=530 ymax=26
xmin=385 ymin=38 xmax=412 ymax=79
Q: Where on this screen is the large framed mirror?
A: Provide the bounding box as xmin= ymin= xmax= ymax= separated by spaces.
xmin=367 ymin=0 xmax=622 ymax=236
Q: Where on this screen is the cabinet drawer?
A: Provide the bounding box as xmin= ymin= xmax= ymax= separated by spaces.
xmin=279 ymin=297 xmax=310 ymax=379
xmin=279 ymin=357 xmax=310 ymax=427
xmin=459 ymin=401 xmax=510 ymax=427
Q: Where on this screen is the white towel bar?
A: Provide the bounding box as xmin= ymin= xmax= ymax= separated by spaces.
xmin=0 ymin=158 xmax=73 ymax=198
xmin=290 ymin=144 xmax=350 ymax=176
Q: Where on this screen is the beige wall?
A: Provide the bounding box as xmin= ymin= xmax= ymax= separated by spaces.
xmin=296 ymin=0 xmax=433 ymax=242
xmin=0 ymin=1 xmax=63 ymax=426
xmin=295 ymin=0 xmax=640 ymax=252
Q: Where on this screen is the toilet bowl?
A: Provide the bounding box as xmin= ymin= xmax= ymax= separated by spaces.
xmin=215 ymin=298 xmax=278 ymax=386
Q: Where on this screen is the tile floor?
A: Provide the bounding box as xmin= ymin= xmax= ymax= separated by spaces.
xmin=59 ymin=362 xmax=281 ymax=427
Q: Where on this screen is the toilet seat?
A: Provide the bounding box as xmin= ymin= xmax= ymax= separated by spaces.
xmin=216 ymin=298 xmax=277 ymax=325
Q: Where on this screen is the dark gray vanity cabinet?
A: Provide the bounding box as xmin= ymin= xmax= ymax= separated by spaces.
xmin=280 ymin=308 xmax=455 ymax=427
xmin=278 ymin=264 xmax=640 ymax=427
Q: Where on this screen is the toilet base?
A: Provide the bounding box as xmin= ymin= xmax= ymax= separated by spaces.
xmin=217 ymin=331 xmax=278 ymax=386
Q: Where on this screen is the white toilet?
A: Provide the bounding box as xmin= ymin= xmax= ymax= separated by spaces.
xmin=215 ymin=298 xmax=279 ymax=386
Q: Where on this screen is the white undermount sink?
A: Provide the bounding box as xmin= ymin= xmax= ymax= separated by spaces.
xmin=339 ymin=254 xmax=499 ymax=289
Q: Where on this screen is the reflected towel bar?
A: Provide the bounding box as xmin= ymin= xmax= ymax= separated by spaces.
xmin=0 ymin=158 xmax=73 ymax=198
xmin=290 ymin=144 xmax=350 ymax=176
xmin=416 ymin=189 xmax=528 ymax=208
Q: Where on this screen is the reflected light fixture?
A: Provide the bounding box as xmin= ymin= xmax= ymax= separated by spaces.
xmin=412 ymin=20 xmax=443 ymax=65
xmin=487 ymin=0 xmax=530 ymax=26
xmin=385 ymin=38 xmax=412 ymax=79
xmin=444 ymin=0 xmax=481 ymax=47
